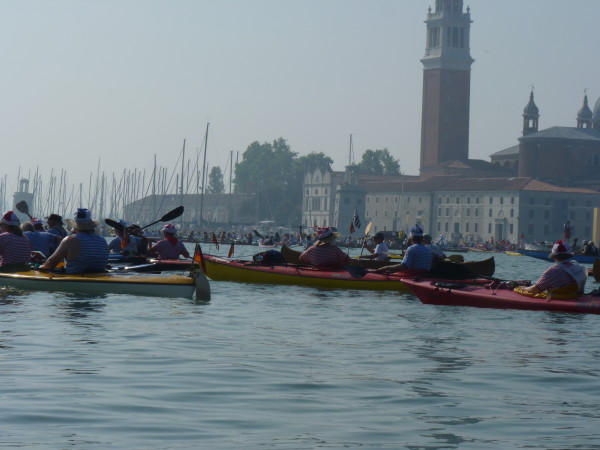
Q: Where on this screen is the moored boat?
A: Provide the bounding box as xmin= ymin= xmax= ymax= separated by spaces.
xmin=0 ymin=269 xmax=210 ymax=300
xmin=403 ymin=278 xmax=600 ymax=315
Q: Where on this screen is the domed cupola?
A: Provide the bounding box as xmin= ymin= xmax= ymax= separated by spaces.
xmin=592 ymin=95 xmax=600 ymax=129
xmin=577 ymin=93 xmax=593 ymax=128
xmin=522 ymin=89 xmax=539 ymax=135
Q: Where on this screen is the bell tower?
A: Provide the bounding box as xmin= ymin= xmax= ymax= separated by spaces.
xmin=420 ymin=0 xmax=474 ymax=173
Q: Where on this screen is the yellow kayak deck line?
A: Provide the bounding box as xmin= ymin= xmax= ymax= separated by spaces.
xmin=0 ymin=270 xmax=210 ymax=299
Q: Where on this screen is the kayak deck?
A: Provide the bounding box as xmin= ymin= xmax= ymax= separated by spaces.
xmin=403 ymin=278 xmax=600 ymax=314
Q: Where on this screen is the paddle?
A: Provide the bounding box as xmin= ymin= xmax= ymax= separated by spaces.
xmin=105 ymin=206 xmax=184 ymax=235
xmin=138 ymin=206 xmax=184 ymax=231
xmin=359 ymin=222 xmax=373 ymax=257
xmin=15 ymin=200 xmax=34 ymax=221
xmin=253 ymin=229 xmax=264 ymax=239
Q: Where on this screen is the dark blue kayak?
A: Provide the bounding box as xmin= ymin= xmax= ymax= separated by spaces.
xmin=517 ymin=249 xmax=598 ymax=264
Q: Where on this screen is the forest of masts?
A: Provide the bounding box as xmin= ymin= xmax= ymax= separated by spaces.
xmin=0 ymin=128 xmax=237 ymax=227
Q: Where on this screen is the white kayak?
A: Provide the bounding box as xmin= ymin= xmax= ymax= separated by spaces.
xmin=0 ymin=269 xmax=211 ymax=300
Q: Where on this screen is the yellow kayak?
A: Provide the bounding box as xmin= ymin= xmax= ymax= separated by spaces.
xmin=0 ymin=269 xmax=210 ymax=300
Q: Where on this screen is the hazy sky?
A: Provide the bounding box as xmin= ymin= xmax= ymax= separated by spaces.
xmin=1 ymin=0 xmax=599 ymax=196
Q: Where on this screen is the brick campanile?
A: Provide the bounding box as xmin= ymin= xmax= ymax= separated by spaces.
xmin=420 ymin=0 xmax=474 ymax=173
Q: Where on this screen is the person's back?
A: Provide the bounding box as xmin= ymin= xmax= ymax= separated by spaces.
xmin=24 ymin=230 xmax=56 ymax=257
xmin=403 ymin=242 xmax=432 ymax=271
xmin=517 ymin=240 xmax=587 ymax=299
xmin=299 ymin=227 xmax=350 ymax=269
xmin=0 ymin=211 xmax=31 ymax=268
xmin=148 ymin=224 xmax=190 ymax=260
xmin=67 ymin=232 xmax=109 ymax=274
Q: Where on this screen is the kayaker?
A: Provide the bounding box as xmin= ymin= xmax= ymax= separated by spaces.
xmin=516 ymin=240 xmax=587 ymax=299
xmin=423 ymin=234 xmax=446 ymax=264
xmin=45 ymin=213 xmax=69 ymax=254
xmin=375 ymin=225 xmax=432 ymax=274
xmin=41 ymin=208 xmax=108 ymax=273
xmin=108 ymin=219 xmax=142 ymax=257
xmin=298 ymin=227 xmax=350 ymax=269
xmin=148 ymin=224 xmax=190 ymax=260
xmin=0 ymin=211 xmax=32 ymax=270
xmin=22 ymin=219 xmax=62 ymax=258
xmin=365 ymin=232 xmax=389 ymax=261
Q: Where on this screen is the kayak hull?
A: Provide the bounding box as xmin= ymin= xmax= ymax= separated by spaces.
xmin=0 ymin=270 xmax=209 ymax=299
xmin=203 ymin=255 xmax=486 ymax=291
xmin=403 ymin=278 xmax=600 ymax=315
xmin=517 ymin=249 xmax=599 ymax=264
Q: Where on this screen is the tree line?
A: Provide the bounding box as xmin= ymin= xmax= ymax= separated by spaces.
xmin=206 ymin=137 xmax=400 ymax=225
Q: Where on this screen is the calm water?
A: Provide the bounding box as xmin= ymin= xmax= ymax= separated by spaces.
xmin=1 ymin=247 xmax=600 ymax=449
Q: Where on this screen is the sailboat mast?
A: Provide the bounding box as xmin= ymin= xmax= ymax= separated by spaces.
xmin=199 ymin=123 xmax=209 ymax=228
xmin=180 ymin=139 xmax=185 ymax=227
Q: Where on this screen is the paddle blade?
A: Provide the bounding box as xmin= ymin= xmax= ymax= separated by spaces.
xmin=15 ymin=200 xmax=30 ymax=215
xmin=160 ymin=206 xmax=184 ymax=222
xmin=253 ymin=229 xmax=263 ymax=239
xmin=364 ymin=222 xmax=373 ymax=236
xmin=105 ymin=218 xmax=125 ymax=232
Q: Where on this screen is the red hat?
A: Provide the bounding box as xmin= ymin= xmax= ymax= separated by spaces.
xmin=163 ymin=224 xmax=176 ymax=234
xmin=550 ymin=240 xmax=571 ymax=257
xmin=1 ymin=211 xmax=20 ymax=226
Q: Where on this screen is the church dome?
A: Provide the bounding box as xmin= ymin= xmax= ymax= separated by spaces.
xmin=578 ymin=94 xmax=593 ymax=120
xmin=523 ymin=91 xmax=539 ymax=116
xmin=593 ymin=96 xmax=600 ymax=122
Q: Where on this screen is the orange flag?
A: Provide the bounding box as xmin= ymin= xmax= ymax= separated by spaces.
xmin=228 ymin=242 xmax=234 ymax=258
xmin=193 ymin=243 xmax=207 ymax=273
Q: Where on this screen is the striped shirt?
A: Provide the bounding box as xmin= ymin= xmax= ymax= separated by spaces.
xmin=299 ymin=244 xmax=350 ymax=268
xmin=0 ymin=232 xmax=32 ymax=266
xmin=402 ymin=243 xmax=432 ymax=271
xmin=66 ymin=233 xmax=109 ymax=274
xmin=535 ymin=261 xmax=586 ymax=292
xmin=24 ymin=231 xmax=56 ymax=256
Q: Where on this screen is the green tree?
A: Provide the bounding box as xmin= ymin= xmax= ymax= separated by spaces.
xmin=297 ymin=152 xmax=333 ymax=174
xmin=234 ymin=138 xmax=301 ymax=224
xmin=207 ymin=166 xmax=225 ymax=194
xmin=357 ymin=148 xmax=400 ymax=175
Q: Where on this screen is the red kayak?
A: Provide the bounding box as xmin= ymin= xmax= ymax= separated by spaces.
xmin=403 ymin=278 xmax=600 ymax=315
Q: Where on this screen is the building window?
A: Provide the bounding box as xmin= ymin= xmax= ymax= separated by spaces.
xmin=488 ymin=223 xmax=492 ymax=233
xmin=476 ymin=197 xmax=480 ymax=204
xmin=438 ymin=208 xmax=441 ymax=216
xmin=544 ymin=210 xmax=550 ymax=219
xmin=511 ymin=197 xmax=515 ymax=204
xmin=500 ymin=198 xmax=504 ymax=204
xmin=466 ymin=208 xmax=470 ymax=217
xmin=445 ymin=222 xmax=449 ymax=232
xmin=529 ymin=210 xmax=534 ymax=219
xmin=324 ymin=188 xmax=328 ymax=195
xmin=467 ymin=197 xmax=471 ymax=204
xmin=510 ymin=223 xmax=514 ymax=234
xmin=474 ymin=223 xmax=478 ymax=233
xmin=489 ymin=197 xmax=493 ymax=204
xmin=489 ymin=209 xmax=492 ymax=217
xmin=419 ymin=197 xmax=422 ymax=204
xmin=510 ymin=209 xmax=514 ymax=218
xmin=529 ymin=198 xmax=535 ymax=205
xmin=466 ymin=223 xmax=470 ymax=232
xmin=446 ymin=208 xmax=449 ymax=216
xmin=456 ymin=197 xmax=460 ymax=204
xmin=475 ymin=209 xmax=479 ymax=217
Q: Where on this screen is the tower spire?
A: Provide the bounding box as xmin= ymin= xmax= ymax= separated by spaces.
xmin=522 ymin=88 xmax=539 ymax=136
